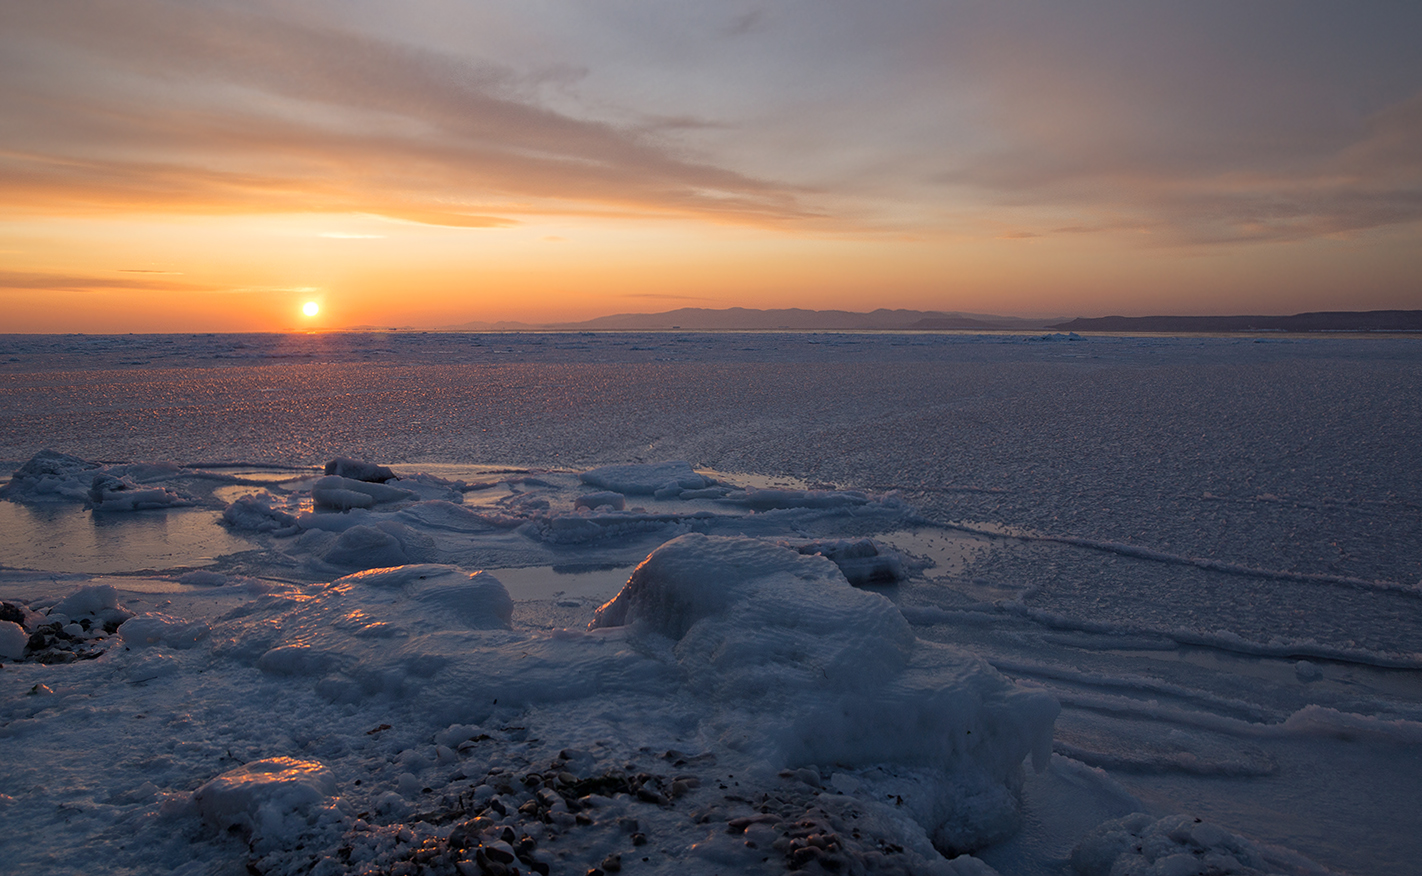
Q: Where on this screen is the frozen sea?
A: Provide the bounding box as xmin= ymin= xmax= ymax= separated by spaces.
xmin=1 ymin=330 xmax=1419 ymax=876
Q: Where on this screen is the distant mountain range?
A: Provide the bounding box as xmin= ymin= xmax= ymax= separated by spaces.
xmin=353 ymin=307 xmax=1422 ymax=334
xmin=439 ymin=307 xmax=1056 ymax=332
xmin=1049 ymin=310 xmax=1422 ymax=333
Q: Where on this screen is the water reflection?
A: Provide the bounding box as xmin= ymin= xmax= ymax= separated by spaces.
xmin=0 ymin=501 xmax=253 ymax=573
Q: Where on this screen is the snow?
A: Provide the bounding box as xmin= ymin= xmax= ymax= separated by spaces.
xmin=1 ymin=331 xmax=1420 ymax=876
xmin=119 ymin=613 xmax=212 ymax=649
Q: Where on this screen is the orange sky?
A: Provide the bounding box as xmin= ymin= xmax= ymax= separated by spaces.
xmin=3 ymin=2 xmax=1420 ymax=332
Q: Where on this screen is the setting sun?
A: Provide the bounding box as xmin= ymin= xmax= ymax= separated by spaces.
xmin=302 ymin=301 xmax=319 ymax=317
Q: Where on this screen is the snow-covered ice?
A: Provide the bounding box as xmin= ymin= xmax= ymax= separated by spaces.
xmin=1 ymin=330 xmax=1420 ymax=876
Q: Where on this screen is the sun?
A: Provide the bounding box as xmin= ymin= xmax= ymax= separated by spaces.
xmin=302 ymin=301 xmax=320 ymax=317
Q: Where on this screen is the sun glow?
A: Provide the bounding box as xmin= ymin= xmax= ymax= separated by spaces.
xmin=302 ymin=301 xmax=320 ymax=317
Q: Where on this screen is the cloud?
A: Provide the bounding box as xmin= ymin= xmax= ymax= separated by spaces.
xmin=1 ymin=1 xmax=1418 ymax=249
xmin=0 ymin=270 xmax=213 ymax=292
xmin=0 ymin=2 xmax=814 ymax=227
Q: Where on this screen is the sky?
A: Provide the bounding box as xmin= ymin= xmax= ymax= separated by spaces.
xmin=2 ymin=1 xmax=1420 ymax=332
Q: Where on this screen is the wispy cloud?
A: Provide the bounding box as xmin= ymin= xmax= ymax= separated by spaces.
xmin=0 ymin=2 xmax=814 ymax=228
xmin=0 ymin=270 xmax=211 ymax=292
xmin=1 ymin=1 xmax=1418 ymax=251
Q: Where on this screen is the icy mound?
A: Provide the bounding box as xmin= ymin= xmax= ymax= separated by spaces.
xmin=0 ymin=449 xmax=100 ymax=501
xmin=335 ymin=564 xmax=515 ymax=631
xmin=50 ymin=584 xmax=135 ymax=631
xmin=1071 ymin=813 xmax=1286 ymax=876
xmin=193 ymin=757 xmax=345 ymax=853
xmin=1 ymin=450 xmax=195 ymax=509
xmin=311 ymin=475 xmax=415 ymax=510
xmin=579 ymin=460 xmax=712 ymax=495
xmin=591 ymin=534 xmax=1059 ymax=853
xmin=222 ymin=494 xmax=301 ymax=533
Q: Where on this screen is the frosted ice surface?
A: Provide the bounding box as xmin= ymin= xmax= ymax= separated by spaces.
xmin=579 ymin=460 xmax=711 ymax=494
xmin=1072 ymin=813 xmax=1286 ymax=876
xmin=118 ymin=612 xmax=211 ymax=649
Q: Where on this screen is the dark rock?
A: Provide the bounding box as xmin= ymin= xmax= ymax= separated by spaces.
xmin=483 ymin=841 xmax=517 ymax=864
xmin=635 ymin=787 xmax=667 ymax=806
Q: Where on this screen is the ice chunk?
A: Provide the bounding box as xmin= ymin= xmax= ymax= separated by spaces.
xmin=1071 ymin=813 xmax=1283 ymax=876
xmin=322 ymin=521 xmax=434 ymax=568
xmin=87 ymin=473 xmax=192 ymax=511
xmin=192 ymin=757 xmax=339 ymax=850
xmin=311 ymin=475 xmax=415 ymax=510
xmin=579 ymin=460 xmax=711 ymax=495
xmin=51 ymin=584 xmax=121 ymax=618
xmin=335 ymin=565 xmax=513 ymax=630
xmin=50 ymin=585 xmax=134 ymax=631
xmin=788 ymin=537 xmax=906 ymax=585
xmin=0 ymin=449 xmax=100 ymax=501
xmin=222 ymin=494 xmax=300 ymax=533
xmin=0 ymin=620 xmax=26 ymax=660
xmin=323 ymin=524 xmax=410 ymax=567
xmin=590 ymin=533 xmax=850 ymax=638
xmin=324 ymin=457 xmax=395 ymax=483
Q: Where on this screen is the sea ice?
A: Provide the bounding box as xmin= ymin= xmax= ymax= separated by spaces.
xmin=4 ymin=333 xmax=1419 ymax=876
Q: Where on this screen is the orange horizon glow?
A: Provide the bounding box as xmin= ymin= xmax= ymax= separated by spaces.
xmin=2 ymin=5 xmax=1419 ymax=332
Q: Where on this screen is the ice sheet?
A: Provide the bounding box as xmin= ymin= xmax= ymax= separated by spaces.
xmin=2 ymin=331 xmax=1419 ymax=876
